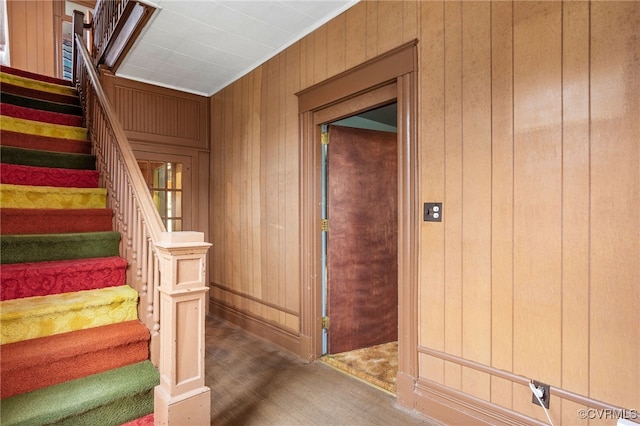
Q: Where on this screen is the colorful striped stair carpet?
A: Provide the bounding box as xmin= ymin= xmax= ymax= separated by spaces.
xmin=0 ymin=65 xmax=158 ymax=425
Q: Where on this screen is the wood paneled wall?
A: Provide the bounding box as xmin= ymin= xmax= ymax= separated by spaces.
xmin=210 ymin=1 xmax=638 ymax=424
xmin=5 ymin=0 xmax=55 ymax=76
xmin=101 ymin=72 xmax=211 ymax=267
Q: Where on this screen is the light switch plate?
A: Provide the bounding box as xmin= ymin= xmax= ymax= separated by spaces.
xmin=423 ymin=203 xmax=442 ymax=222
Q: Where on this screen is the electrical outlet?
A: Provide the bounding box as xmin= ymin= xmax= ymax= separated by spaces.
xmin=531 ymin=380 xmax=551 ymax=409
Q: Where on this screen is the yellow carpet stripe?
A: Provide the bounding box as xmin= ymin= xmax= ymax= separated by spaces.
xmin=0 ymin=72 xmax=77 ymax=96
xmin=0 ymin=115 xmax=88 ymax=141
xmin=0 ymin=184 xmax=106 ymax=209
xmin=0 ymin=285 xmax=138 ymax=344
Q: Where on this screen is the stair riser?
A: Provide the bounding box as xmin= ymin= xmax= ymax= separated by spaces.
xmin=1 ymin=65 xmax=74 ymax=87
xmin=0 ymin=92 xmax=83 ymax=116
xmin=0 ymin=82 xmax=80 ymax=106
xmin=0 ymin=130 xmax=92 ymax=154
xmin=1 ymin=208 xmax=113 ymax=236
xmin=1 ymin=72 xmax=77 ymax=96
xmin=0 ymin=184 xmax=106 ymax=210
xmin=1 ymin=115 xmax=88 ymax=141
xmin=1 ymin=256 xmax=127 ymax=300
xmin=1 ymin=146 xmax=95 ymax=170
xmin=1 ymin=164 xmax=99 ymax=188
xmin=1 ymin=102 xmax=84 ymax=127
xmin=0 ymin=232 xmax=120 ymax=264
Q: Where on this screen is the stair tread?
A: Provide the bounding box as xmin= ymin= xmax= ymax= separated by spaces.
xmin=1 ymin=256 xmax=127 ymax=300
xmin=0 ymin=285 xmax=139 ymax=344
xmin=0 ymin=360 xmax=158 ymax=426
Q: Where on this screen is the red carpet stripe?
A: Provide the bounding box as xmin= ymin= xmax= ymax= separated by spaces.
xmin=0 ymin=320 xmax=149 ymax=398
xmin=0 ymin=65 xmax=73 ymax=87
xmin=0 ymin=208 xmax=113 ymax=235
xmin=1 ymin=102 xmax=84 ymax=127
xmin=0 ymin=130 xmax=91 ymax=154
xmin=121 ymin=414 xmax=154 ymax=426
xmin=1 ymin=164 xmax=99 ymax=188
xmin=0 ymin=256 xmax=127 ymax=300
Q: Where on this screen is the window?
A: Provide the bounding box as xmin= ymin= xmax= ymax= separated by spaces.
xmin=137 ymin=160 xmax=183 ymax=231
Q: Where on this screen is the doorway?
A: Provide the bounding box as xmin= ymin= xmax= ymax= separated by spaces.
xmin=321 ymin=106 xmax=399 ymax=393
xmin=296 ymin=40 xmax=418 ymax=404
xmin=134 ymin=151 xmax=192 ymax=231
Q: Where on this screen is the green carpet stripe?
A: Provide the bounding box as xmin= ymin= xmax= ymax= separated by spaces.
xmin=1 ymin=91 xmax=83 ymax=115
xmin=0 ymin=146 xmax=96 ymax=170
xmin=0 ymin=232 xmax=120 ymax=264
xmin=0 ymin=361 xmax=158 ymax=426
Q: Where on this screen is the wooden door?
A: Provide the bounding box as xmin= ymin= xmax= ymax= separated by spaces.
xmin=327 ymin=125 xmax=398 ymax=354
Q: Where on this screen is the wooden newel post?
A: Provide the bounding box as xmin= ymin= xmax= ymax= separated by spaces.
xmin=153 ymin=232 xmax=211 ymax=425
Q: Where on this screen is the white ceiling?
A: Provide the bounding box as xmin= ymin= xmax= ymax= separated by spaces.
xmin=116 ymin=0 xmax=359 ymax=97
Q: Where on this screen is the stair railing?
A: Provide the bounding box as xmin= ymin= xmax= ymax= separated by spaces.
xmin=73 ymin=11 xmax=212 ymax=424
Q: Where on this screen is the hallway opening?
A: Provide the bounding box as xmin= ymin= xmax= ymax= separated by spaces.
xmin=319 ymin=103 xmax=399 ymax=394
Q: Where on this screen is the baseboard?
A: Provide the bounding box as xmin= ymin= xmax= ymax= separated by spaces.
xmin=209 ymin=298 xmax=302 ymax=357
xmin=412 ymin=379 xmax=547 ymax=426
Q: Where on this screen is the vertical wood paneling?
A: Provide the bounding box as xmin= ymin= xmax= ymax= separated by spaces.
xmin=560 ymin=3 xmax=591 ymax=423
xmin=365 ymin=1 xmax=379 ymax=60
xmin=418 ymin=0 xmax=445 ymax=385
xmin=460 ymin=0 xmax=492 ymax=401
xmin=345 ymin=4 xmax=367 ymax=70
xmin=512 ymin=2 xmax=563 ymax=422
xmin=224 ymin=83 xmax=238 ymax=295
xmin=442 ymin=0 xmax=463 ymax=391
xmin=251 ymin=68 xmax=263 ymax=303
xmin=277 ymin=55 xmax=287 ymax=325
xmin=7 ymin=0 xmax=54 ymax=76
xmin=313 ymin=26 xmax=327 ymax=86
xmin=490 ymin=0 xmax=514 ymax=409
xmin=212 ymin=90 xmax=226 ymax=285
xmin=377 ymin=1 xmax=403 ymax=54
xmin=208 ymin=1 xmax=640 ymax=420
xmin=327 ymin=13 xmax=346 ymax=78
xmin=589 ymin=1 xmax=640 ymax=409
xmin=402 ymin=1 xmax=419 ymax=43
xmin=285 ymin=44 xmax=301 ymax=325
xmin=261 ymin=57 xmax=281 ymax=322
xmin=238 ymin=78 xmax=249 ymax=310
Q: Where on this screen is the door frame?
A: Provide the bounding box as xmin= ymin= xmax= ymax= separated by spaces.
xmin=296 ymin=40 xmax=419 ymax=402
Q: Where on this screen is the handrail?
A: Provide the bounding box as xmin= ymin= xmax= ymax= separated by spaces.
xmin=73 ymin=24 xmax=165 ymax=360
xmin=73 ymin=12 xmax=212 ymax=421
xmin=92 ymin=0 xmax=130 ymax=64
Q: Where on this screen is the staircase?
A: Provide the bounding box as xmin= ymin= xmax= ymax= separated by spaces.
xmin=0 ymin=65 xmax=158 ymax=425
